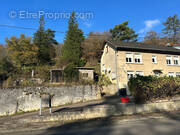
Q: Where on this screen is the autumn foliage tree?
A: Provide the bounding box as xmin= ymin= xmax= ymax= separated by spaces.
xmin=6 ymin=34 xmax=38 ymax=69
xmin=144 ymin=31 xmax=169 ymax=46
xmin=81 ymin=32 xmax=111 ymax=66
xmin=0 ymin=57 xmax=13 ymax=81
xmin=0 ymin=45 xmax=13 ymax=82
xmin=0 ymin=45 xmax=6 ymax=58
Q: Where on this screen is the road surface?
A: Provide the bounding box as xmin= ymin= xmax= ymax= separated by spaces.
xmin=1 ymin=111 xmax=180 ymax=135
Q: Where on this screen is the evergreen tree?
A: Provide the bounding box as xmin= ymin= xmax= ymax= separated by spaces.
xmin=33 ymin=17 xmax=57 ymax=64
xmin=110 ymin=21 xmax=138 ymax=42
xmin=61 ymin=12 xmax=84 ymax=82
xmin=163 ymin=14 xmax=180 ymax=43
xmin=61 ymin=12 xmax=84 ymax=66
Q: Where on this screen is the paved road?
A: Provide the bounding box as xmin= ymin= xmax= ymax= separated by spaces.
xmin=2 ymin=112 xmax=180 ymax=135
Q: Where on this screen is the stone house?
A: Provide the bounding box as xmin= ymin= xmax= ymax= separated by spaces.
xmin=101 ymin=41 xmax=180 ymax=95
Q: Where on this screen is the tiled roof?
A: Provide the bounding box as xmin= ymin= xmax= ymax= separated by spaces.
xmin=106 ymin=41 xmax=180 ymax=54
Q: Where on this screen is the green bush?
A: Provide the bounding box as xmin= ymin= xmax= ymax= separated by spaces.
xmin=21 ymin=79 xmax=36 ymax=87
xmin=98 ymin=75 xmax=112 ymax=87
xmin=35 ymin=65 xmax=50 ymax=82
xmin=128 ymin=75 xmax=180 ymax=103
xmin=63 ymin=63 xmax=79 ymax=82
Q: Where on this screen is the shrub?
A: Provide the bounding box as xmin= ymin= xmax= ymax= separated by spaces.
xmin=35 ymin=65 xmax=50 ymax=82
xmin=128 ymin=75 xmax=180 ymax=103
xmin=20 ymin=79 xmax=36 ymax=87
xmin=63 ymin=63 xmax=79 ymax=82
xmin=0 ymin=57 xmax=14 ymax=81
xmin=98 ymin=75 xmax=112 ymax=87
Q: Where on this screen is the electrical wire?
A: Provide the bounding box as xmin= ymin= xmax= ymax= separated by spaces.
xmin=1 ymin=24 xmax=178 ymax=39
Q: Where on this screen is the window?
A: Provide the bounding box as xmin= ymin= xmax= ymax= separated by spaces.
xmin=168 ymin=72 xmax=174 ymax=77
xmin=127 ymin=71 xmax=134 ymax=80
xmin=112 ymin=72 xmax=116 ymax=80
xmin=152 ymin=56 xmax=157 ymax=63
xmin=174 ymin=56 xmax=179 ymax=65
xmin=136 ymin=71 xmax=144 ymax=76
xmin=126 ymin=53 xmax=133 ymax=63
xmin=107 ymin=68 xmax=111 ymax=73
xmin=134 ymin=53 xmax=142 ymax=63
xmin=176 ymin=72 xmax=180 ymax=77
xmin=82 ymin=73 xmax=88 ymax=77
xmin=166 ymin=56 xmax=172 ymax=65
xmin=153 ymin=70 xmax=162 ymax=77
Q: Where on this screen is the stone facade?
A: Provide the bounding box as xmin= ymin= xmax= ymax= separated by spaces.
xmin=101 ymin=43 xmax=180 ymax=93
xmin=78 ymin=68 xmax=94 ymax=81
xmin=0 ymin=85 xmax=101 ymax=116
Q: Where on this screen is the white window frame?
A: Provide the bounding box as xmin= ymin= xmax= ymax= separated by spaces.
xmin=127 ymin=71 xmax=134 ymax=80
xmin=112 ymin=72 xmax=116 ymax=80
xmin=174 ymin=56 xmax=179 ymax=65
xmin=152 ymin=56 xmax=157 ymax=64
xmin=168 ymin=72 xmax=174 ymax=77
xmin=136 ymin=71 xmax=144 ymax=76
xmin=134 ymin=53 xmax=142 ymax=64
xmin=166 ymin=56 xmax=172 ymax=65
xmin=176 ymin=72 xmax=180 ymax=77
xmin=126 ymin=53 xmax=133 ymax=63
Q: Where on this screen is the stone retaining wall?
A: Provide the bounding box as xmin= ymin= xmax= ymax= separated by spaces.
xmin=0 ymin=85 xmax=101 ymax=116
xmin=21 ymin=98 xmax=180 ymax=123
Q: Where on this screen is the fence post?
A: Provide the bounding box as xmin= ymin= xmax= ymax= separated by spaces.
xmin=39 ymin=96 xmax=42 ymax=116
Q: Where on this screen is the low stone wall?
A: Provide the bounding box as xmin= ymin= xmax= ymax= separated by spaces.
xmin=102 ymin=84 xmax=118 ymax=95
xmin=116 ymin=99 xmax=180 ymax=115
xmin=21 ymin=98 xmax=180 ymax=123
xmin=0 ymin=85 xmax=101 ymax=116
xmin=21 ymin=105 xmax=116 ymax=123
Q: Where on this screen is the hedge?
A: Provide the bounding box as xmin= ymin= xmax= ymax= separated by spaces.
xmin=128 ymin=75 xmax=180 ymax=103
